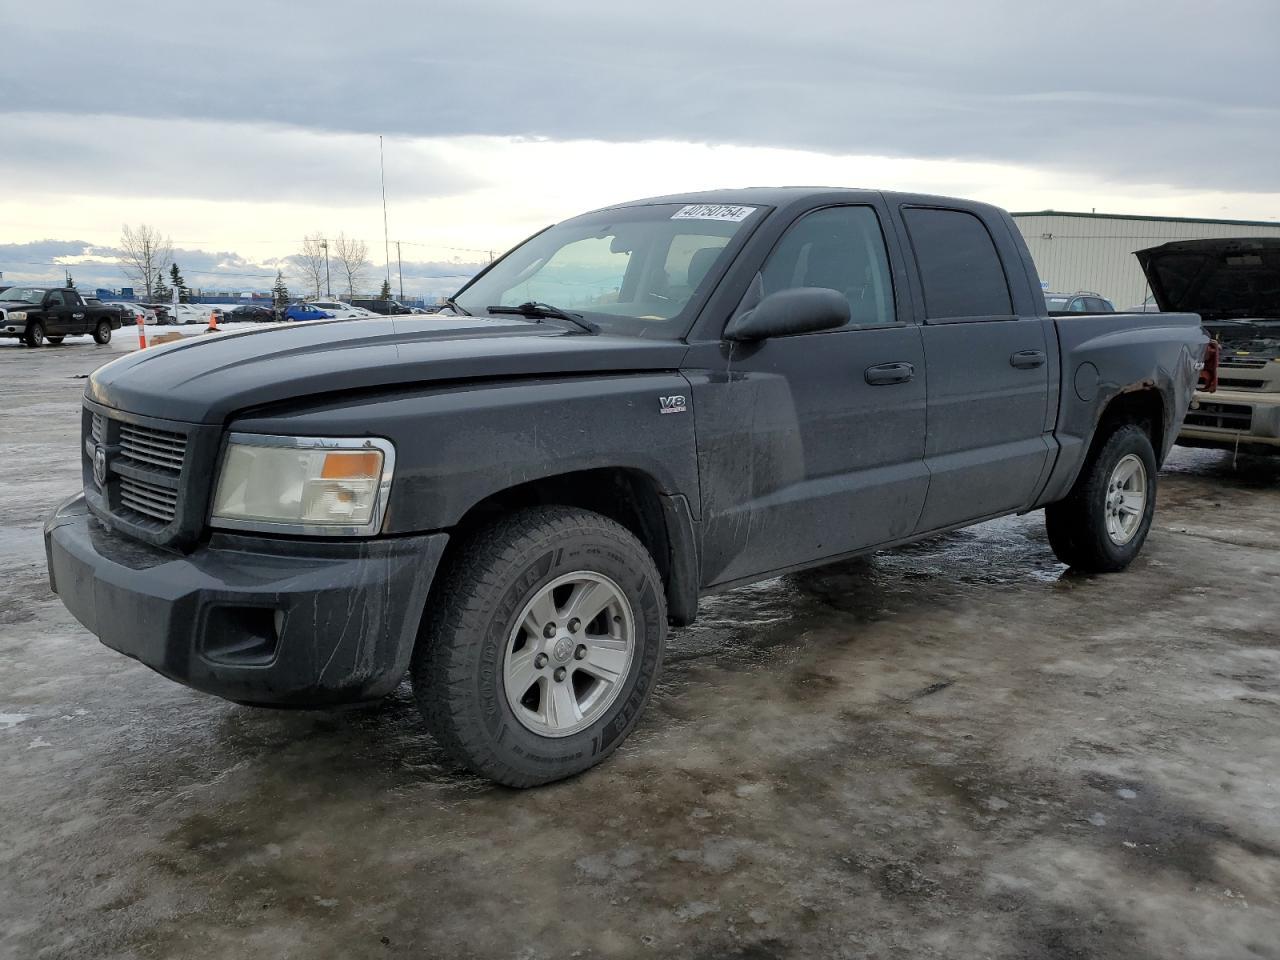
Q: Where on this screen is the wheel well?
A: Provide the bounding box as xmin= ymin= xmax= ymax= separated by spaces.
xmin=1097 ymin=388 xmax=1165 ymax=459
xmin=442 ymin=468 xmax=676 ymax=602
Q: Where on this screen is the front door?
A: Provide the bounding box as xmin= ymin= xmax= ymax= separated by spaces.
xmin=899 ymin=206 xmax=1053 ymax=531
xmin=43 ymin=291 xmax=71 ymax=335
xmin=692 ymin=204 xmax=929 ymax=587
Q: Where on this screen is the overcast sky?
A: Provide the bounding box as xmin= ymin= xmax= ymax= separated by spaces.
xmin=3 ymin=0 xmax=1278 ymax=295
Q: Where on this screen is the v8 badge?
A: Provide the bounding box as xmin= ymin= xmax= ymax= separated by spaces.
xmin=658 ymin=395 xmax=688 ymax=415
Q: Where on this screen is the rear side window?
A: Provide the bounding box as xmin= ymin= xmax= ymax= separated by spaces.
xmin=902 ymin=207 xmax=1012 ymax=320
xmin=759 ymin=205 xmax=896 ymax=327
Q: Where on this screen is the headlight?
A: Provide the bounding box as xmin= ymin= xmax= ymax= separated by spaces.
xmin=210 ymin=434 xmax=395 ymax=535
xmin=7 ymin=311 xmax=27 ymax=321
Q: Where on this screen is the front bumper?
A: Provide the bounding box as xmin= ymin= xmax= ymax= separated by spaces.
xmin=44 ymin=494 xmax=447 ymax=706
xmin=1178 ymin=388 xmax=1280 ymax=451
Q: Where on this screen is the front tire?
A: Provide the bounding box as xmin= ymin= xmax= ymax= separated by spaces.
xmin=1046 ymin=423 xmax=1157 ymax=573
xmin=413 ymin=506 xmax=666 ymax=787
xmin=93 ymin=321 xmax=112 ymax=344
xmin=23 ymin=321 xmax=45 ymax=347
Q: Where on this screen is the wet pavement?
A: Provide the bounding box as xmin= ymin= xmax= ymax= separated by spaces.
xmin=2 ymin=340 xmax=1278 ymax=960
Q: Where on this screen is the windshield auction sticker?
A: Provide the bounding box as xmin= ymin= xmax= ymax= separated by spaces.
xmin=671 ymin=204 xmax=757 ymax=222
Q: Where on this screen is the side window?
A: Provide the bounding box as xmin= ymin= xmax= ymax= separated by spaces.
xmin=46 ymin=291 xmax=65 ymax=307
xmin=759 ymin=206 xmax=896 ymax=327
xmin=1088 ymin=297 xmax=1112 ymax=312
xmin=902 ymin=207 xmax=1013 ymax=320
xmin=1068 ymin=297 xmax=1088 ymax=313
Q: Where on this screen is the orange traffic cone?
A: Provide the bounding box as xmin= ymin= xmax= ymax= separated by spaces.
xmin=206 ymin=309 xmax=220 ymax=333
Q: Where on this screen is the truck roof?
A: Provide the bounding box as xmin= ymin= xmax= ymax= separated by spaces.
xmin=595 ymin=186 xmax=1009 ymax=219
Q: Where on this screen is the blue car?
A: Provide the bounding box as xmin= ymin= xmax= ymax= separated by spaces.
xmin=283 ymin=303 xmax=334 ymax=322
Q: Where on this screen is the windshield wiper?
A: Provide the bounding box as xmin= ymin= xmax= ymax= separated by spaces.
xmin=443 ymin=296 xmax=470 ymax=316
xmin=486 ymin=301 xmax=598 ymax=334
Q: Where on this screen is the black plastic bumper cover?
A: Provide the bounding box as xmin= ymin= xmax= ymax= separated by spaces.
xmin=44 ymin=494 xmax=447 ymax=706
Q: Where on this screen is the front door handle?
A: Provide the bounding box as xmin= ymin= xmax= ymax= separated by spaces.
xmin=865 ymin=361 xmax=915 ymax=385
xmin=1010 ymin=349 xmax=1046 ymax=369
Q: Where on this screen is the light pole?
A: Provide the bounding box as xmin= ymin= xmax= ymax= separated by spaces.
xmin=321 ymin=239 xmax=331 ymax=297
xmin=396 ymin=241 xmax=404 ymax=301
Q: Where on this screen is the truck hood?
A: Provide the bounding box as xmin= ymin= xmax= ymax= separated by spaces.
xmin=1135 ymin=237 xmax=1280 ymax=324
xmin=87 ymin=315 xmax=689 ymax=424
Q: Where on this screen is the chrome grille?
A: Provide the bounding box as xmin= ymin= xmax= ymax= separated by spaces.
xmin=1220 ymin=357 xmax=1268 ymax=369
xmin=119 ymin=423 xmax=187 ymax=473
xmin=119 ymin=475 xmax=179 ymax=522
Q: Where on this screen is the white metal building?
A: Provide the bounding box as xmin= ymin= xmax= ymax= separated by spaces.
xmin=1011 ymin=211 xmax=1280 ymax=310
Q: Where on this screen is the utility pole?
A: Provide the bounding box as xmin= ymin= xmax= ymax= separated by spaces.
xmin=396 ymin=241 xmax=404 ymax=300
xmin=321 ymin=239 xmax=331 ymax=297
xmin=379 ymin=136 xmax=391 ymax=288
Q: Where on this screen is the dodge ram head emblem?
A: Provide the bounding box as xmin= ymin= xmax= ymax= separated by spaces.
xmin=93 ymin=446 xmax=108 ymax=488
xmin=658 ymin=395 xmax=687 ymax=415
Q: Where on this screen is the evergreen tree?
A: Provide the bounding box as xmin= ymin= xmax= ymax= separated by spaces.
xmin=153 ymin=270 xmax=171 ymax=302
xmin=169 ymin=263 xmax=189 ymax=303
xmin=378 ymin=278 xmax=392 ymax=300
xmin=272 ymin=270 xmax=290 ymax=309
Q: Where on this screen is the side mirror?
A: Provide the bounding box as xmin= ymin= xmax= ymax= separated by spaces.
xmin=724 ymin=287 xmax=850 ymax=342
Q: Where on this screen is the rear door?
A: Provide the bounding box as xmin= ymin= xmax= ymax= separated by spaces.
xmin=64 ymin=291 xmax=89 ymax=333
xmin=899 ymin=206 xmax=1053 ymax=532
xmin=692 ymin=202 xmax=929 ymax=586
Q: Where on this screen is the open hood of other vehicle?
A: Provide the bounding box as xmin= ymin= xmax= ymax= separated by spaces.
xmin=1135 ymin=237 xmax=1280 ymax=324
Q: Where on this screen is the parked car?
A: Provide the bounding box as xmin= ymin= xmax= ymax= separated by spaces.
xmin=166 ymin=303 xmax=211 ymax=325
xmin=283 ymin=303 xmax=334 ymax=322
xmin=224 ymin=304 xmax=277 ymax=323
xmin=45 ymin=188 xmax=1205 ymax=787
xmin=1137 ymin=237 xmax=1280 ymax=455
xmin=352 ymin=297 xmax=411 ymax=315
xmin=0 ymin=286 xmax=122 ymax=346
xmin=307 ymin=299 xmax=376 ymax=319
xmin=117 ymin=303 xmax=159 ymax=326
xmin=1044 ymin=291 xmax=1116 ymax=313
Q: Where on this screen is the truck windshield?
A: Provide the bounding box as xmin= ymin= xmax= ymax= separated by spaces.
xmin=0 ymin=287 xmax=46 ymax=302
xmin=452 ymin=203 xmax=762 ymax=338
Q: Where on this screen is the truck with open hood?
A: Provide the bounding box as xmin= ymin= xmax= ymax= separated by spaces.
xmin=1137 ymin=238 xmax=1280 ymax=455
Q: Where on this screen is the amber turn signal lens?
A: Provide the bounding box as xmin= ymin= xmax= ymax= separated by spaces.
xmin=320 ymin=450 xmax=383 ymax=479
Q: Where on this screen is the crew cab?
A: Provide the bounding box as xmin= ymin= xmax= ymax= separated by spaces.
xmin=44 ymin=188 xmax=1206 ymax=787
xmin=1137 ymin=238 xmax=1280 ymax=455
xmin=1 ymin=286 xmax=122 ymax=346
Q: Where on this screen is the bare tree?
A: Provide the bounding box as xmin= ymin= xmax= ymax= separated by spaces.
xmin=119 ymin=224 xmax=172 ymax=299
xmin=297 ymin=233 xmax=328 ymax=299
xmin=333 ymin=233 xmax=369 ymax=300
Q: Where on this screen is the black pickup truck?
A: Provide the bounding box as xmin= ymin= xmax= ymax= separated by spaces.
xmin=0 ymin=286 xmax=121 ymax=346
xmin=44 ymin=188 xmax=1206 ymax=786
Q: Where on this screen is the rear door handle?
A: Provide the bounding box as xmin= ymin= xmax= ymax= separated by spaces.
xmin=864 ymin=361 xmax=915 ymax=385
xmin=1010 ymin=349 xmax=1046 ymax=369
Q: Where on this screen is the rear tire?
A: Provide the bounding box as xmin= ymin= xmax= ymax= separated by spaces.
xmin=412 ymin=506 xmax=666 ymax=787
xmin=93 ymin=321 xmax=112 ymax=344
xmin=1046 ymin=423 xmax=1157 ymax=573
xmin=23 ymin=321 xmax=45 ymax=347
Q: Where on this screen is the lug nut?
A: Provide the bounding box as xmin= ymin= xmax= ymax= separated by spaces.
xmin=543 ymin=622 xmax=557 ymax=639
xmin=553 ymin=667 xmax=567 ymax=682
xmin=568 ymin=618 xmax=581 ymax=633
xmin=574 ymin=644 xmax=587 ymax=661
xmin=534 ymin=653 xmax=548 ymax=669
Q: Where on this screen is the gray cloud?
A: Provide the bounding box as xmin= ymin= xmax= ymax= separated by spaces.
xmin=6 ymin=0 xmax=1279 ymax=193
xmin=0 ymin=113 xmax=477 ymax=203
